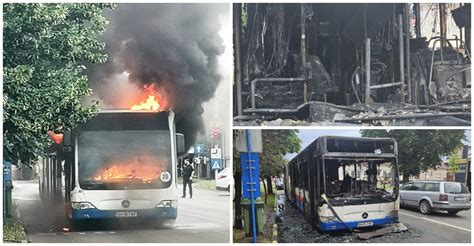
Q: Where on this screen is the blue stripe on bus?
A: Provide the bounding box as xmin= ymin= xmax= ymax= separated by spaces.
xmin=71 ymin=207 xmax=177 ymax=220
xmin=319 ymin=216 xmax=396 ymax=231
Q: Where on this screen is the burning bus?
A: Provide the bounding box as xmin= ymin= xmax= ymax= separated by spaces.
xmin=285 ymin=136 xmax=400 ymax=231
xmin=39 ymin=109 xmax=185 ymax=227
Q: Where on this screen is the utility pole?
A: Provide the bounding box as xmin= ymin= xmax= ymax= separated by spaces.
xmin=237 ymin=130 xmax=263 ymax=242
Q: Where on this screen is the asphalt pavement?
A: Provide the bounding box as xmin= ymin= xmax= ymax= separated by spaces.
xmin=11 ymin=180 xmax=230 ymax=243
xmin=399 ymin=206 xmax=471 ymax=243
xmin=277 ymin=198 xmax=471 ymax=243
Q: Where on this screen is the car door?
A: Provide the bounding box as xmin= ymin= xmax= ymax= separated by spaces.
xmin=423 ymin=182 xmax=440 ymax=206
xmin=400 ymin=182 xmax=414 ymax=206
xmin=410 ymin=182 xmax=427 ymax=206
xmin=402 ymin=182 xmax=425 ymax=207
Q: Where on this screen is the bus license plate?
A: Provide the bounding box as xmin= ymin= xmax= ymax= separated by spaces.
xmin=115 ymin=212 xmax=138 ymax=218
xmin=357 ymin=221 xmax=374 ymax=227
xmin=454 ymin=197 xmax=466 ymax=201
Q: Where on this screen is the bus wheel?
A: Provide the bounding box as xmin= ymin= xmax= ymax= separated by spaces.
xmin=419 ymin=200 xmax=432 ymax=215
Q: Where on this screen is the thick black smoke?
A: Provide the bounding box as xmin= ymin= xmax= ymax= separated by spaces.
xmin=89 ymin=4 xmax=227 ymax=148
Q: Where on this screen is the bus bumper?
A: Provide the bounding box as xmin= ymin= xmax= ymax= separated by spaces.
xmin=71 ymin=207 xmax=177 ymax=220
xmin=319 ymin=216 xmax=397 ymax=231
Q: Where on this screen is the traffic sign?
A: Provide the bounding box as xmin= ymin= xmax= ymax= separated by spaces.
xmin=211 ymin=147 xmax=222 ymax=159
xmin=211 ymin=159 xmax=222 ymax=170
xmin=210 ymin=121 xmax=223 ymax=129
xmin=211 ymin=129 xmax=220 ymax=139
xmin=194 ymin=144 xmax=205 ymax=154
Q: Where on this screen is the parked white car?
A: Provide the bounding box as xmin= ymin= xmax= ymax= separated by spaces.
xmin=400 ymin=180 xmax=471 ymax=215
xmin=216 ymin=167 xmax=233 ymax=193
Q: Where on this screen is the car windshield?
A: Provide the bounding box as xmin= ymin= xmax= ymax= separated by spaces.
xmin=78 ymin=130 xmax=172 ymax=190
xmin=444 ymin=182 xmax=469 ymax=194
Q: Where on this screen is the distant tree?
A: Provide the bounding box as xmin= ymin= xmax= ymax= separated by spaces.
xmin=360 ymin=130 xmax=465 ymax=182
xmin=447 ymin=148 xmax=462 ymax=174
xmin=3 ymin=3 xmax=114 ymax=165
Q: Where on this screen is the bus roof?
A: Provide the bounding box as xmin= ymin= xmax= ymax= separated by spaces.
xmin=77 ymin=111 xmax=172 ymax=132
xmin=288 ymin=135 xmax=397 ymax=164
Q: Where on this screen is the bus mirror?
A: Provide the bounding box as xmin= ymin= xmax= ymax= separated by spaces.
xmin=176 ymin=133 xmax=185 ymax=155
xmin=62 ymin=131 xmax=72 ymax=152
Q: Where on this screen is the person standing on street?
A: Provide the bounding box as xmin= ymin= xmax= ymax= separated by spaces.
xmin=182 ymin=157 xmax=195 ymax=198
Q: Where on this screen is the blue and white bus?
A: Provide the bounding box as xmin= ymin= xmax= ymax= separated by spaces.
xmin=39 ymin=110 xmax=185 ymax=227
xmin=285 ymin=136 xmax=400 ymax=231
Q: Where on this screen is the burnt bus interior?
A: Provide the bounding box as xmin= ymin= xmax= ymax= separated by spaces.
xmin=323 ymin=159 xmax=398 ymax=206
xmin=234 ymin=3 xmax=471 ymax=125
xmin=286 ymin=136 xmax=399 ymax=222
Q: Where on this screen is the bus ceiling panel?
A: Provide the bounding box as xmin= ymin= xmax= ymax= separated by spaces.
xmin=77 ymin=111 xmax=171 ymax=131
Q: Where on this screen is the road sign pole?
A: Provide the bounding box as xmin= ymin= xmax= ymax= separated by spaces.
xmin=246 ymin=130 xmax=257 ymax=243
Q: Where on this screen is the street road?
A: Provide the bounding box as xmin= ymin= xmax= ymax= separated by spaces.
xmin=277 ymin=198 xmax=471 ymax=243
xmin=12 ymin=180 xmax=230 ymax=243
xmin=399 ymin=207 xmax=471 ymax=243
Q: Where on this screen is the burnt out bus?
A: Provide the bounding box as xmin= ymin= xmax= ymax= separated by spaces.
xmin=39 ymin=111 xmax=185 ymax=227
xmin=285 ymin=136 xmax=400 ymax=231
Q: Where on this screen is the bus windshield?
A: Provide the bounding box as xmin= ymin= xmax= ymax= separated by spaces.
xmin=77 ymin=130 xmax=172 ymax=190
xmin=324 ymin=158 xmax=399 ymax=205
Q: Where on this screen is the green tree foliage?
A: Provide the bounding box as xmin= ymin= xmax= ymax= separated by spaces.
xmin=232 ymin=129 xmax=301 ymax=178
xmin=260 ymin=130 xmax=301 ymax=177
xmin=360 ymin=130 xmax=465 ymax=181
xmin=3 ymin=3 xmax=114 ymax=165
xmin=233 ymin=130 xmax=301 ymax=228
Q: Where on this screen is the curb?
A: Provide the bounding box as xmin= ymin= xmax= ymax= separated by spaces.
xmin=12 ymin=197 xmax=29 ymax=243
xmin=271 ymin=195 xmax=279 ymax=243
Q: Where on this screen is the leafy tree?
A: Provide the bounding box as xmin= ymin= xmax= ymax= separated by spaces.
xmin=3 ymin=3 xmax=114 ymax=165
xmin=260 ymin=130 xmax=301 ymax=197
xmin=360 ymin=130 xmax=465 ymax=182
xmin=233 ymin=130 xmax=301 ymax=228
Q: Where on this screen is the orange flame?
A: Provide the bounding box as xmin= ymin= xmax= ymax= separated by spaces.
xmin=130 ymin=84 xmax=165 ymax=111
xmin=93 ymin=161 xmax=161 ymax=182
xmin=131 ymin=94 xmax=161 ymax=111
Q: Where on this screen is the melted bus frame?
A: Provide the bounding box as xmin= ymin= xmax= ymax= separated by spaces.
xmin=285 ymin=136 xmax=400 ymax=231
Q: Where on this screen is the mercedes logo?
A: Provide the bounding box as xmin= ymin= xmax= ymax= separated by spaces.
xmin=362 ymin=212 xmax=368 ymax=219
xmin=122 ymin=200 xmax=130 ymax=208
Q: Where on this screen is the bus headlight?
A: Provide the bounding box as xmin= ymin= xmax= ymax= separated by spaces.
xmin=72 ymin=202 xmax=96 ymax=210
xmin=156 ymin=200 xmax=177 ymax=208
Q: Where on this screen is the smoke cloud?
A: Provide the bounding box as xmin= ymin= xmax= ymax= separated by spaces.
xmin=88 ymin=3 xmax=227 ymax=147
